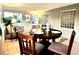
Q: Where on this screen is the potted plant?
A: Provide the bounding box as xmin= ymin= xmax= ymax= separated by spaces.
xmin=3 ymin=17 xmax=13 ymax=34
xmin=3 ymin=17 xmax=12 ymax=26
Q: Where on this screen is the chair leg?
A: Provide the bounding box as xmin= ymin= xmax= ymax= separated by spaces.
xmin=21 ymin=53 xmax=23 ymax=55
xmin=20 ymin=51 xmax=23 ymax=55
xmin=11 ymin=33 xmax=12 ymax=42
xmin=52 ymin=39 xmax=55 ymax=42
xmin=48 ymin=50 xmax=56 ymax=55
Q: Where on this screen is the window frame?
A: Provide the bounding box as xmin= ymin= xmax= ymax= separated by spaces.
xmin=61 ymin=9 xmax=76 ymax=29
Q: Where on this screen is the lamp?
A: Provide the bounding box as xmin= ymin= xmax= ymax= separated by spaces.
xmin=11 ymin=18 xmax=17 ymax=24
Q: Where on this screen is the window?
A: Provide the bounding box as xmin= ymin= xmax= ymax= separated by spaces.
xmin=61 ymin=9 xmax=76 ymax=29
xmin=4 ymin=12 xmax=22 ymax=22
xmin=4 ymin=12 xmax=13 ymax=18
xmin=13 ymin=13 xmax=18 ymax=19
xmin=18 ymin=13 xmax=22 ymax=21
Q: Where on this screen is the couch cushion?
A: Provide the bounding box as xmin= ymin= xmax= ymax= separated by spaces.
xmin=6 ymin=32 xmax=16 ymax=39
xmin=7 ymin=25 xmax=15 ymax=33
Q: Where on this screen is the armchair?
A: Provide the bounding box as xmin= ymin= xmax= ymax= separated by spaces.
xmin=5 ymin=24 xmax=16 ymax=41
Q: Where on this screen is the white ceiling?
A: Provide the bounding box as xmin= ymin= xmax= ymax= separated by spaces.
xmin=0 ymin=3 xmax=74 ymax=11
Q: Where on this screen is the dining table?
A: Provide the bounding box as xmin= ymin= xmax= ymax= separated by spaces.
xmin=17 ymin=28 xmax=62 ymax=47
xmin=33 ymin=28 xmax=62 ymax=43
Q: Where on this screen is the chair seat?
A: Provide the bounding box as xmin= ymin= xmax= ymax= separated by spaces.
xmin=23 ymin=42 xmax=45 ymax=55
xmin=35 ymin=42 xmax=45 ymax=54
xmin=48 ymin=42 xmax=68 ymax=55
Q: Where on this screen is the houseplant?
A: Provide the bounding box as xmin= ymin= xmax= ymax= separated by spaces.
xmin=3 ymin=17 xmax=12 ymax=26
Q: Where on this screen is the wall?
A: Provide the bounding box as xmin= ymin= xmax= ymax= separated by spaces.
xmin=47 ymin=3 xmax=79 ymax=42
xmin=0 ymin=5 xmax=3 ymax=36
xmin=0 ymin=5 xmax=3 ymax=24
xmin=0 ymin=5 xmax=2 ymax=54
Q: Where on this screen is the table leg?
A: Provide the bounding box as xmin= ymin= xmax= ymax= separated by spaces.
xmin=52 ymin=39 xmax=55 ymax=42
xmin=34 ymin=36 xmax=37 ymax=42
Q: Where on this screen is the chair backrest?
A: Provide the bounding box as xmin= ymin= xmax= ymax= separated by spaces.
xmin=67 ymin=30 xmax=76 ymax=55
xmin=18 ymin=33 xmax=35 ymax=55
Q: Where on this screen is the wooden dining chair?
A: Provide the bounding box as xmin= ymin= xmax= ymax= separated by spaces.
xmin=18 ymin=33 xmax=45 ymax=55
xmin=48 ymin=30 xmax=76 ymax=55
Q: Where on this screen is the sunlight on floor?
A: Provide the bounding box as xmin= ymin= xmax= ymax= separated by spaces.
xmin=3 ymin=39 xmax=20 ymax=55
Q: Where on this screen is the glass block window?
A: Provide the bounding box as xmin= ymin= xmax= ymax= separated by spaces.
xmin=61 ymin=10 xmax=76 ymax=29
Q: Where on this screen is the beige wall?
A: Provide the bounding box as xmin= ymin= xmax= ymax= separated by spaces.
xmin=0 ymin=5 xmax=3 ymax=24
xmin=48 ymin=12 xmax=61 ymax=29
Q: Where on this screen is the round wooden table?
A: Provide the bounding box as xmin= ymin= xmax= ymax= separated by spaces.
xmin=34 ymin=29 xmax=62 ymax=43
